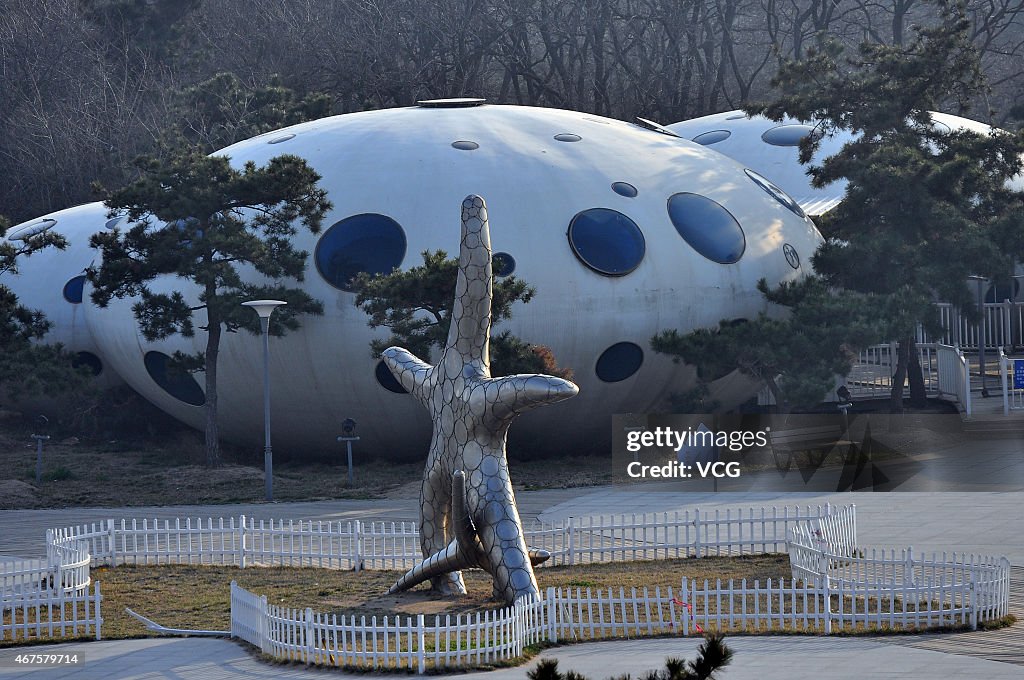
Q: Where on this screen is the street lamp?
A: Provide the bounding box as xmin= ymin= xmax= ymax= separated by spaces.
xmin=967 ymin=276 xmax=989 ymax=398
xmin=32 ymin=415 xmax=50 ymax=485
xmin=337 ymin=418 xmax=359 ymax=486
xmin=242 ymin=299 xmax=287 ymax=501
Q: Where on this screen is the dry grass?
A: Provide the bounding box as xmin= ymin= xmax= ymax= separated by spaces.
xmin=74 ymin=555 xmax=789 ymax=640
xmin=0 ymin=426 xmax=614 ymax=509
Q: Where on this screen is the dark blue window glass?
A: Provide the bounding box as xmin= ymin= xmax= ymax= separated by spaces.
xmin=144 ymin=351 xmax=205 ymax=406
xmin=315 ymin=214 xmax=407 ymax=291
xmin=492 ymin=252 xmax=516 ymax=277
xmin=375 ymin=360 xmax=408 ymax=394
xmin=63 ymin=275 xmax=86 ymax=304
xmin=595 ymin=342 xmax=644 ymax=382
xmin=72 ymin=352 xmax=103 ymax=376
xmin=667 ymin=193 xmax=745 ymax=264
xmin=745 ymin=169 xmax=806 ymax=218
xmin=567 ymin=209 xmax=645 ymax=276
xmin=761 ymin=124 xmax=817 ymax=147
xmin=611 ymin=182 xmax=638 ymax=198
xmin=692 ymin=130 xmax=731 ymax=145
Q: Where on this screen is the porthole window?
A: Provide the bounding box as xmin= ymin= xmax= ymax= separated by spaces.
xmin=72 ymin=352 xmax=103 ymax=377
xmin=267 ymin=133 xmax=296 ymax=144
xmin=554 ymin=133 xmax=582 ymax=142
xmin=105 ymin=216 xmax=125 ymax=230
xmin=611 ymin=182 xmax=638 ymax=198
xmin=315 ymin=214 xmax=407 ymax=291
xmin=451 ymin=140 xmax=479 ymax=150
xmin=375 ymin=360 xmax=408 ymax=394
xmin=567 ymin=209 xmax=646 ymax=276
xmin=595 ymin=342 xmax=644 ymax=382
xmin=692 ymin=130 xmax=731 ymax=145
xmin=761 ymin=124 xmax=818 ymax=147
xmin=745 ymin=169 xmax=806 ymax=218
xmin=667 ymin=193 xmax=746 ymax=264
xmin=144 ymin=351 xmax=205 ymax=406
xmin=7 ymin=218 xmax=56 ymax=241
xmin=492 ymin=252 xmax=516 ymax=277
xmin=62 ymin=275 xmax=86 ymax=304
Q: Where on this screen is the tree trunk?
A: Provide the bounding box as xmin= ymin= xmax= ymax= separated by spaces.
xmin=890 ymin=340 xmax=908 ymax=412
xmin=906 ymin=336 xmax=927 ymax=407
xmin=204 ymin=309 xmax=222 ymax=468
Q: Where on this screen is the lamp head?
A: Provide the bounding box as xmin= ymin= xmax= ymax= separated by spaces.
xmin=341 ymin=418 xmax=357 ymax=436
xmin=241 ymin=299 xmax=287 ymax=319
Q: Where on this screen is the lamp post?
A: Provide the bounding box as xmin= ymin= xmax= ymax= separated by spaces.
xmin=32 ymin=415 xmax=49 ymax=485
xmin=968 ymin=276 xmax=989 ymax=398
xmin=337 ymin=418 xmax=359 ymax=486
xmin=242 ymin=299 xmax=287 ymax=501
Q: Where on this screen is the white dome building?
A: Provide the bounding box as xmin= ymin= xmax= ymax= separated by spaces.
xmin=667 ymin=109 xmax=1024 ymax=217
xmin=3 ymin=203 xmax=124 ymax=389
xmin=11 ymin=102 xmax=825 ymax=457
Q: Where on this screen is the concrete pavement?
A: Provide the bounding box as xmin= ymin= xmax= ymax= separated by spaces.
xmin=2 ymin=634 xmax=1023 ymax=679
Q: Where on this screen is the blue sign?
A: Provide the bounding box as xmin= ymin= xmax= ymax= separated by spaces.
xmin=1015 ymin=360 xmax=1024 ymax=390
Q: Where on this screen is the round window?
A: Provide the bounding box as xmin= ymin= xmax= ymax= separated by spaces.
xmin=667 ymin=193 xmax=745 ymax=264
xmin=72 ymin=352 xmax=103 ymax=376
xmin=567 ymin=209 xmax=645 ymax=276
xmin=63 ymin=275 xmax=86 ymax=304
xmin=595 ymin=342 xmax=644 ymax=382
xmin=144 ymin=351 xmax=205 ymax=406
xmin=761 ymin=124 xmax=818 ymax=147
xmin=492 ymin=252 xmax=516 ymax=277
xmin=692 ymin=130 xmax=731 ymax=145
xmin=315 ymin=214 xmax=407 ymax=291
xmin=375 ymin=360 xmax=408 ymax=394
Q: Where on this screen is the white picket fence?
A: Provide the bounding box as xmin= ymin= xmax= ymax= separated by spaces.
xmin=231 ymin=581 xmax=546 ymax=673
xmin=46 ymin=504 xmax=846 ymax=571
xmin=0 ymin=535 xmax=102 ymax=643
xmin=787 ymin=521 xmax=1010 ymax=634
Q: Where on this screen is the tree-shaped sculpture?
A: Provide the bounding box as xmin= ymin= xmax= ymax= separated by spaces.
xmin=383 ymin=195 xmax=578 ymax=604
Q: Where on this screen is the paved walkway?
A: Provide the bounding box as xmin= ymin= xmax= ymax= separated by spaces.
xmin=2 ymin=635 xmax=1023 ymax=679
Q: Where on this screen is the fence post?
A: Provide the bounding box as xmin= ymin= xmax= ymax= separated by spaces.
xmin=107 ymin=519 xmax=117 ymax=566
xmin=305 ymin=607 xmax=315 ymax=664
xmin=239 ymin=515 xmax=247 ymax=569
xmin=546 ymin=587 xmax=557 ymax=643
xmin=417 ymin=614 xmax=426 ymax=674
xmin=566 ymin=518 xmax=575 ymax=566
xmin=969 ymin=571 xmax=978 ymax=631
xmin=95 ymin=581 xmax=102 ymax=640
xmin=823 ymin=573 xmax=832 ymax=635
xmin=905 ymin=547 xmax=916 ymax=588
xmin=693 ymin=511 xmax=702 ymax=558
xmin=260 ymin=595 xmax=269 ymax=652
xmin=353 ymin=521 xmax=364 ymax=572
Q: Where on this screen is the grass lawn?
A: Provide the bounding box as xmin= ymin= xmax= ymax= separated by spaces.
xmin=87 ymin=555 xmax=790 ymax=639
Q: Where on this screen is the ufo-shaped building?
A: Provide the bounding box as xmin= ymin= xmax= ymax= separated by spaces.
xmin=5 ymin=102 xmax=823 ymax=458
xmin=667 ymin=109 xmax=1024 ymax=216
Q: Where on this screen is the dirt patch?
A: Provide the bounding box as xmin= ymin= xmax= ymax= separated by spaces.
xmin=0 ymin=479 xmax=39 ymax=508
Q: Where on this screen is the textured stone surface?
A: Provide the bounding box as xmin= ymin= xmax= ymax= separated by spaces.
xmin=383 ymin=195 xmax=578 ymax=603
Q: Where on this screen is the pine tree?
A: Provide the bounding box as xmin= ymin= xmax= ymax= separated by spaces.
xmin=88 ymin=148 xmax=331 ymax=466
xmin=747 ymin=1 xmax=1024 ymax=409
xmin=653 ymin=278 xmax=889 ymax=412
xmin=0 ymin=216 xmax=91 ymax=399
xmin=353 ymin=250 xmax=571 ymax=378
